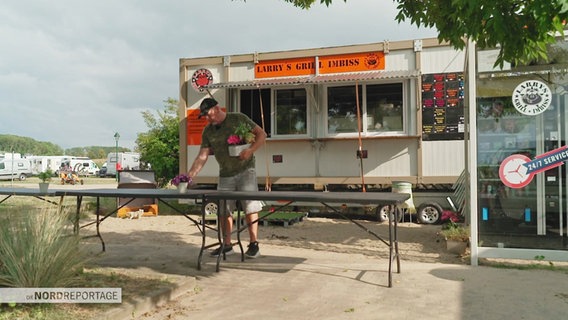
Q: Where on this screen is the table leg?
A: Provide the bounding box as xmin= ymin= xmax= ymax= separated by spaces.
xmin=236 ymin=202 xmax=245 ymax=261
xmin=388 ymin=205 xmax=393 ymax=288
xmin=215 ymin=199 xmax=227 ymax=272
xmin=197 ymin=197 xmax=206 ymax=270
xmin=95 ymin=196 xmax=106 ymax=252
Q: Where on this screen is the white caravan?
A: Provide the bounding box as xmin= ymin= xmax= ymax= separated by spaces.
xmin=28 ymin=155 xmax=67 ymax=175
xmin=105 ymin=152 xmax=140 ymax=177
xmin=0 ymin=158 xmax=33 ymax=181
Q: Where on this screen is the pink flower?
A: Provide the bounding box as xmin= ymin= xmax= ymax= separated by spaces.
xmin=227 ymin=134 xmax=243 ymax=145
xmin=441 ymin=210 xmax=460 ymax=222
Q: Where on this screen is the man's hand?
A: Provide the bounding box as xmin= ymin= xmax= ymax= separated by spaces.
xmin=239 ymin=148 xmax=253 ymax=160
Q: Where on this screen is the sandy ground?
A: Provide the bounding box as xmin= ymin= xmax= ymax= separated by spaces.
xmin=81 ymin=213 xmax=568 ymax=320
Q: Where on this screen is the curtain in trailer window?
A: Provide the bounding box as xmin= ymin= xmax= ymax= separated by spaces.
xmin=275 ymin=89 xmax=307 ymax=135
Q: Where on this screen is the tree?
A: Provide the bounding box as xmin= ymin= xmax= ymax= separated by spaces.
xmin=136 ymin=98 xmax=180 ymax=187
xmin=277 ymin=0 xmax=568 ymax=67
xmin=0 ymin=134 xmax=63 ymax=155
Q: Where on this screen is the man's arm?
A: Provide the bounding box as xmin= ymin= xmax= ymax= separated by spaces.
xmin=240 ymin=124 xmax=266 ymax=160
xmin=188 ymin=147 xmax=211 ymax=178
xmin=248 ymin=124 xmax=266 ymax=153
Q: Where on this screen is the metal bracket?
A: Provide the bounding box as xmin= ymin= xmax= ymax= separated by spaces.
xmin=414 ymin=39 xmax=422 ymax=52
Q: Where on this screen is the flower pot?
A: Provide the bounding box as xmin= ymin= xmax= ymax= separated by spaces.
xmin=228 ymin=144 xmax=250 ymax=157
xmin=39 ymin=182 xmax=50 ymax=193
xmin=177 ymin=182 xmax=188 ymax=193
xmin=446 ymin=239 xmax=468 ymax=255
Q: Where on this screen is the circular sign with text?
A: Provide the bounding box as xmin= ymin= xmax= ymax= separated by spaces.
xmin=511 ymin=80 xmax=551 ymax=116
xmin=191 ymin=68 xmax=213 ymax=92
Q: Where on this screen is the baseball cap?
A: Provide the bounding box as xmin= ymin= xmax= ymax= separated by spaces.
xmin=198 ymin=98 xmax=218 ymax=118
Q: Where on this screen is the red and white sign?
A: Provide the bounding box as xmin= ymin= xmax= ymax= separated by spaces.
xmin=191 ymin=68 xmax=213 ymax=92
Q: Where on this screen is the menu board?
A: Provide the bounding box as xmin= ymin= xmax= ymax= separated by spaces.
xmin=421 ymin=73 xmax=465 ymax=141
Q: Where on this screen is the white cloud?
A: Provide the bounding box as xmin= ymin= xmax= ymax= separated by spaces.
xmin=0 ymin=0 xmax=437 ymax=151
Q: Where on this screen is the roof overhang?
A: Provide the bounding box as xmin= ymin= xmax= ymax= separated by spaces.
xmin=203 ymin=70 xmax=420 ymax=89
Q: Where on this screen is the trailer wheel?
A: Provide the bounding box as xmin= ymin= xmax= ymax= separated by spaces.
xmin=416 ymin=202 xmax=443 ymax=224
xmin=377 ymin=205 xmax=403 ymax=223
xmin=18 ymin=173 xmax=27 ymax=181
xmin=202 ymin=200 xmax=219 ymax=215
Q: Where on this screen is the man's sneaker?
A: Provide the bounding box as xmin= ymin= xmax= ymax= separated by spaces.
xmin=245 ymin=241 xmax=260 ymax=259
xmin=210 ymin=245 xmax=234 ymax=257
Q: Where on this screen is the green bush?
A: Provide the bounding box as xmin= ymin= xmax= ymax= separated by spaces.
xmin=0 ymin=207 xmax=88 ymax=287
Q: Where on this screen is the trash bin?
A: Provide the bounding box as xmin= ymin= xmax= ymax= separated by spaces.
xmin=391 ymin=181 xmax=416 ymax=214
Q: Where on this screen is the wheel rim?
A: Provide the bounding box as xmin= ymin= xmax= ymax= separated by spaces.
xmin=378 ymin=206 xmax=390 ymax=221
xmin=419 ymin=207 xmax=440 ymax=223
xmin=204 ymin=202 xmax=218 ymax=215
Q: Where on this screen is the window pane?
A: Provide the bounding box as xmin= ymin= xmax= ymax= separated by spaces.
xmin=327 ymin=85 xmax=362 ymax=133
xmin=275 ymin=89 xmax=307 ymax=135
xmin=240 ymin=89 xmax=272 ymax=136
xmin=366 ymin=83 xmax=403 ymax=132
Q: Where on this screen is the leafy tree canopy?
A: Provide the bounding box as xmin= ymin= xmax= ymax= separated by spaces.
xmin=277 ymin=0 xmax=568 ymax=67
xmin=135 ymin=98 xmax=180 ymax=187
xmin=0 ymin=134 xmax=63 ymax=156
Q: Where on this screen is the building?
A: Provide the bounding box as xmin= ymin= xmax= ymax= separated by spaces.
xmin=179 ymin=35 xmax=568 ymax=263
xmin=179 ymin=38 xmax=466 ymax=190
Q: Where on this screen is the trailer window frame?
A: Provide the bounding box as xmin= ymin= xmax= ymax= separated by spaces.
xmin=323 ymin=80 xmax=407 ymax=137
xmin=272 ymin=87 xmax=309 ymax=138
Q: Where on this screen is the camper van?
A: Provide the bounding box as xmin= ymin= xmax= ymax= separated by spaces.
xmin=0 ymin=158 xmax=33 ymax=181
xmin=28 ymin=155 xmax=67 ymax=175
xmin=59 ymin=158 xmax=100 ymax=176
xmin=105 ymin=152 xmax=140 ymax=177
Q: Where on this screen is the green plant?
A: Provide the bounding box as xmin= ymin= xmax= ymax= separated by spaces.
xmin=0 ymin=206 xmax=88 ymax=287
xmin=228 ymin=122 xmax=255 ymax=145
xmin=38 ymin=169 xmax=53 ymax=183
xmin=440 ymin=222 xmax=470 ymax=242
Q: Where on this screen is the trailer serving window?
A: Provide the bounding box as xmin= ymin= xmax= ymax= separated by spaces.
xmin=326 ymin=82 xmax=404 ymax=135
xmin=274 ymin=88 xmax=307 ymax=136
xmin=240 ymin=88 xmax=309 ymax=138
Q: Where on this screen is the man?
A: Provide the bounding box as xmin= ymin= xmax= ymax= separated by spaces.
xmin=188 ymin=97 xmax=266 ymax=258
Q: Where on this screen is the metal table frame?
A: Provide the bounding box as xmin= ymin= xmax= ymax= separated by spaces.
xmin=55 ymin=188 xmax=217 ymax=251
xmin=201 ymin=190 xmax=409 ymax=287
xmin=51 ymin=188 xmax=408 ymax=287
xmin=0 ymin=187 xmax=60 ymax=206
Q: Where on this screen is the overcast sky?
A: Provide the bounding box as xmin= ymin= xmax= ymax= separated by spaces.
xmin=0 ymin=0 xmax=437 ymax=151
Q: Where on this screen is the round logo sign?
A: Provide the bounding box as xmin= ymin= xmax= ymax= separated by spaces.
xmin=364 ymin=53 xmax=381 ymax=69
xmin=511 ymin=80 xmax=551 ymax=116
xmin=191 ymin=68 xmax=213 ymax=92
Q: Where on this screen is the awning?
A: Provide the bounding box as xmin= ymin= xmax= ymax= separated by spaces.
xmin=308 ymin=70 xmax=420 ymax=83
xmin=203 ymin=70 xmax=420 ymax=89
xmin=204 ymin=76 xmax=310 ymax=89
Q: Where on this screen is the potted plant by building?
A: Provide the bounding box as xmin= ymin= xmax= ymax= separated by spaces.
xmin=440 ymin=211 xmax=470 ymax=254
xmin=37 ymin=169 xmax=53 ymax=193
xmin=171 ymin=174 xmax=192 ymax=193
xmin=227 ymin=122 xmax=255 ymax=157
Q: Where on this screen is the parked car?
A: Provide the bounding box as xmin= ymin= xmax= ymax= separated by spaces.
xmin=98 ymin=164 xmax=107 ymax=177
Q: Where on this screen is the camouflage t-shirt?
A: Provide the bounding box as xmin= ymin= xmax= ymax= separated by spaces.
xmin=201 ymin=113 xmax=256 ymax=177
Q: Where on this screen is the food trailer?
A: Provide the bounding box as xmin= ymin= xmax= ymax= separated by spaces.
xmin=179 ymin=37 xmax=466 ymax=223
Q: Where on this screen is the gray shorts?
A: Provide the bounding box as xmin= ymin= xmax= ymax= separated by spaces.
xmin=217 ymin=168 xmax=263 ymax=215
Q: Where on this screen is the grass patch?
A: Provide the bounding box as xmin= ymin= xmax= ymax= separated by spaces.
xmin=0 ymin=207 xmax=88 ymax=288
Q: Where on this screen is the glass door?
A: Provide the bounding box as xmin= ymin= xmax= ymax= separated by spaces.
xmin=476 ymin=76 xmax=567 ymax=250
